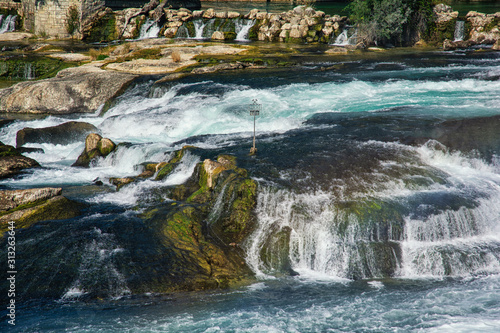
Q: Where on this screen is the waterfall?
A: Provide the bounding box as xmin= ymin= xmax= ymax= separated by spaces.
xmin=332 ymin=28 xmax=358 ymax=46
xmin=333 ymin=29 xmax=349 ymax=46
xmin=0 ymin=14 xmax=16 ymax=34
xmin=234 ymin=19 xmax=255 ymax=41
xmin=192 ymin=19 xmax=216 ymax=39
xmin=24 ymin=63 xmax=35 ymax=80
xmin=246 ymin=187 xmax=402 ymax=279
xmin=138 ymin=18 xmax=160 ymax=39
xmin=175 ymin=24 xmax=190 ymax=38
xmin=245 ymin=144 xmax=500 ymax=280
xmin=454 ymin=20 xmax=465 ymax=42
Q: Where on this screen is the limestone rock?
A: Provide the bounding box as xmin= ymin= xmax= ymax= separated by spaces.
xmin=211 ymin=31 xmax=225 ymax=40
xmin=203 ymin=8 xmax=215 ymax=19
xmin=0 ymin=66 xmax=137 ymax=114
xmin=0 ymin=188 xmax=62 ymax=212
xmin=0 ymin=193 xmax=84 ymax=233
xmin=246 ymin=9 xmax=260 ymax=20
xmin=72 ymin=133 xmax=117 ymax=168
xmin=16 ymin=121 xmax=98 ymax=148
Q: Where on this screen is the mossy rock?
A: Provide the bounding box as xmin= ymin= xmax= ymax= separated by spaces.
xmin=0 ymin=144 xmax=20 ymax=158
xmin=224 ymin=31 xmax=237 ymax=41
xmin=248 ymin=20 xmax=263 ymax=40
xmin=156 ymin=145 xmax=197 ymax=181
xmin=0 ymin=56 xmax=79 ymax=81
xmin=139 ymin=204 xmax=254 ymax=293
xmin=84 ymin=12 xmax=117 ymax=43
xmin=0 ymin=196 xmax=85 ymax=237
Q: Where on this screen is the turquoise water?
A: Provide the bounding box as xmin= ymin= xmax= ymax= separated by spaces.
xmin=1 ymin=49 xmax=500 ymax=331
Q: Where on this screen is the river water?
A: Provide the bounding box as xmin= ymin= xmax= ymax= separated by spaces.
xmin=1 ymin=48 xmax=500 ymax=331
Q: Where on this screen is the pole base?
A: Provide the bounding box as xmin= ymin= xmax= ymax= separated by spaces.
xmin=249 ymin=147 xmax=257 ymax=155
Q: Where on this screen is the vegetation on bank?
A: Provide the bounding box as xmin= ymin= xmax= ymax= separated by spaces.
xmin=346 ymin=0 xmax=450 ymax=46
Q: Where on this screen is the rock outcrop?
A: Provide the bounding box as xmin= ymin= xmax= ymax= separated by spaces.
xmin=136 ymin=152 xmax=258 ymax=293
xmin=466 ymin=11 xmax=500 ymax=44
xmin=16 ymin=121 xmax=99 ymax=147
xmin=73 ymin=133 xmax=117 ymax=168
xmin=0 ymin=187 xmax=84 ymax=235
xmin=0 ymin=142 xmax=39 ymax=179
xmin=0 ymin=65 xmax=137 ymax=114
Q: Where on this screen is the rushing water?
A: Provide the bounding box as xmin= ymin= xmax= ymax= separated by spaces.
xmin=1 ymin=48 xmax=500 ymax=331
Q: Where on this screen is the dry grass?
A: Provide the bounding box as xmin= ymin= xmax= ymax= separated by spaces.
xmin=171 ymin=50 xmax=182 ymax=63
xmin=88 ymin=47 xmax=112 ymax=61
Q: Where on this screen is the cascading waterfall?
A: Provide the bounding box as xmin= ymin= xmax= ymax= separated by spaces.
xmin=332 ymin=29 xmax=349 ymax=46
xmin=245 ymin=142 xmax=500 ymax=280
xmin=199 ymin=19 xmax=216 ymax=39
xmin=234 ymin=19 xmax=255 ymax=41
xmin=138 ymin=18 xmax=160 ymax=39
xmin=0 ymin=14 xmax=16 ymax=34
xmin=332 ymin=27 xmax=358 ymax=46
xmin=454 ymin=20 xmax=465 ymax=42
xmin=175 ymin=24 xmax=190 ymax=38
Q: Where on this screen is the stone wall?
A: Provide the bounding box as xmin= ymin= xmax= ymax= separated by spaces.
xmin=1 ymin=0 xmax=104 ymax=37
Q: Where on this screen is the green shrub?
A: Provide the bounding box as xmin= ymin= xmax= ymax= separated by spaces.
xmin=347 ymin=0 xmax=437 ymax=46
xmin=66 ymin=5 xmax=80 ymax=36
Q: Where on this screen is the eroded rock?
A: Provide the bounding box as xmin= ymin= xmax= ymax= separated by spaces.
xmin=0 ymin=66 xmax=137 ymax=114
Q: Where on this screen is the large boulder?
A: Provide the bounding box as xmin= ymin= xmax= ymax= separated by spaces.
xmin=72 ymin=133 xmax=117 ymax=168
xmin=0 ymin=66 xmax=137 ymax=114
xmin=0 ymin=142 xmax=39 ymax=179
xmin=16 ymin=121 xmax=98 ymax=147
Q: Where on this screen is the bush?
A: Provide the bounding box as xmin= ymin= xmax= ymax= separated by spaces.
xmin=171 ymin=50 xmax=181 ymax=63
xmin=66 ymin=5 xmax=80 ymax=36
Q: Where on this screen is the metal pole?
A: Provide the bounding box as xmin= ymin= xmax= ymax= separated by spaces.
xmin=253 ymin=114 xmax=256 ymax=151
xmin=249 ymin=99 xmax=260 ymax=155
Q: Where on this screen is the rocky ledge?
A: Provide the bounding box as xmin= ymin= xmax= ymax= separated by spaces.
xmin=0 ymin=64 xmax=137 ymax=114
xmin=0 ymin=187 xmax=84 ymax=235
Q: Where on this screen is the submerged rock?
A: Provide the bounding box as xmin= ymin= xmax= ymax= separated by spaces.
xmin=73 ymin=133 xmax=117 ymax=168
xmin=16 ymin=121 xmax=98 ymax=147
xmin=0 ymin=66 xmax=137 ymax=114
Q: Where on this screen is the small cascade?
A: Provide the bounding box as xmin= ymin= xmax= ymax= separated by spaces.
xmin=332 ymin=27 xmax=358 ymax=46
xmin=24 ymin=63 xmax=35 ymax=80
xmin=175 ymin=24 xmax=190 ymax=38
xmin=234 ymin=19 xmax=255 ymax=41
xmin=454 ymin=20 xmax=465 ymax=42
xmin=138 ymin=18 xmax=160 ymax=39
xmin=0 ymin=14 xmax=16 ymax=34
xmin=333 ymin=29 xmax=349 ymax=46
xmin=193 ymin=19 xmax=216 ymax=39
xmin=193 ymin=19 xmax=207 ymax=39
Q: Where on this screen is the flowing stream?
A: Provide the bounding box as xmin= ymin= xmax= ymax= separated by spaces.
xmin=1 ymin=49 xmax=500 ymax=332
